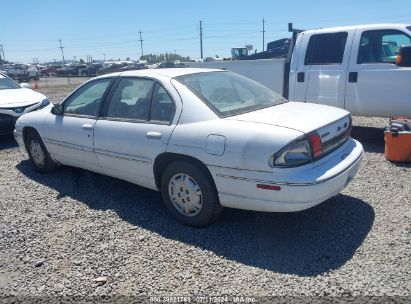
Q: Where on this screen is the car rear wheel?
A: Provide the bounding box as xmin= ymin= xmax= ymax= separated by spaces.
xmin=161 ymin=161 xmax=223 ymax=227
xmin=26 ymin=130 xmax=59 ymax=173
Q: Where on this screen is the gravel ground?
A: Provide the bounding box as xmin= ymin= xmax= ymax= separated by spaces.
xmin=0 ymin=78 xmax=410 ymax=301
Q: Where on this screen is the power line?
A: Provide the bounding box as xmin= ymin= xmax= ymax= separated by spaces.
xmin=205 ymin=31 xmax=260 ymax=39
xmin=138 ymin=30 xmax=144 ymax=58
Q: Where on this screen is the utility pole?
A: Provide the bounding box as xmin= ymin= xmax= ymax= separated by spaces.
xmin=262 ymin=18 xmax=266 ymax=52
xmin=59 ymin=39 xmax=66 ymax=64
xmin=138 ymin=30 xmax=144 ymax=59
xmin=59 ymin=39 xmax=69 ymax=83
xmin=103 ymin=53 xmax=106 ymax=61
xmin=1 ymin=45 xmax=5 ymax=61
xmin=0 ymin=44 xmax=5 ymax=67
xmin=199 ymin=21 xmax=203 ymax=59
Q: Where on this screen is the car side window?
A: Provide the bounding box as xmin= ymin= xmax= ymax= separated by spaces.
xmin=105 ymin=78 xmax=155 ymax=121
xmin=305 ymin=32 xmax=348 ymax=65
xmin=64 ymin=79 xmax=111 ymax=116
xmin=358 ymin=30 xmax=411 ymax=64
xmin=150 ymin=84 xmax=175 ymax=123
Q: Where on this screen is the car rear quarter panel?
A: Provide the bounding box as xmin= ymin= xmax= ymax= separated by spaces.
xmin=169 ymin=78 xmax=304 ymax=172
xmin=167 ymin=119 xmax=303 ymax=172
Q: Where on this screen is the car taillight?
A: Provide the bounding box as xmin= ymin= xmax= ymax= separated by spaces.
xmin=270 ymin=139 xmax=312 ymax=167
xmin=309 ymin=133 xmax=322 ymax=159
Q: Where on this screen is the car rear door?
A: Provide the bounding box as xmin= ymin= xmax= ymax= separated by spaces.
xmin=93 ymin=77 xmax=181 ymax=190
xmin=345 ymin=27 xmax=411 ymax=117
xmin=44 ymin=78 xmax=113 ymax=171
xmin=301 ymin=30 xmax=354 ymax=109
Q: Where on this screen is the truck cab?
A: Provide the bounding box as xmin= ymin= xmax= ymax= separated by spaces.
xmin=231 ymin=48 xmax=248 ymax=60
xmin=289 ymin=24 xmax=411 ymax=117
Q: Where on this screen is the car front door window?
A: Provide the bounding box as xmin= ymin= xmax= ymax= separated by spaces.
xmin=64 ymin=79 xmax=111 ymax=116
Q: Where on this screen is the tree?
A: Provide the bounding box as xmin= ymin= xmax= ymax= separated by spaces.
xmin=140 ymin=53 xmax=190 ymax=63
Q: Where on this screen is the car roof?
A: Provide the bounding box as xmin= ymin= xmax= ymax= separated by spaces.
xmin=97 ymin=68 xmax=223 ymax=79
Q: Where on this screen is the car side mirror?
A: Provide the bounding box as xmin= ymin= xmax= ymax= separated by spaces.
xmin=51 ymin=104 xmax=64 ymax=115
xmin=396 ymin=45 xmax=411 ymax=67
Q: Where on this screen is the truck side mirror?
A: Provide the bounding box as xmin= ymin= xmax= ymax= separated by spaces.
xmin=51 ymin=104 xmax=64 ymax=115
xmin=396 ymin=45 xmax=411 ymax=67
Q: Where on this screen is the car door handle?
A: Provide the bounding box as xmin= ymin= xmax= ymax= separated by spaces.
xmin=348 ymin=72 xmax=358 ymax=83
xmin=146 ymin=131 xmax=162 ymax=139
xmin=297 ymin=72 xmax=305 ymax=82
xmin=81 ymin=124 xmax=93 ymax=130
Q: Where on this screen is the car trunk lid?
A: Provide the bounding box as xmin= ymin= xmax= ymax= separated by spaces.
xmin=226 ymin=102 xmax=352 ymax=160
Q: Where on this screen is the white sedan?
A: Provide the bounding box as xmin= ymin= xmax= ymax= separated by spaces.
xmin=14 ymin=69 xmax=363 ymax=226
xmin=0 ymin=73 xmax=49 ymax=136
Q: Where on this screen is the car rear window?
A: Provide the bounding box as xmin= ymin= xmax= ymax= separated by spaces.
xmin=176 ymin=71 xmax=287 ymax=117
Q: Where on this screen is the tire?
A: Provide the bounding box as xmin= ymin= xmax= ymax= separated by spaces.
xmin=26 ymin=130 xmax=59 ymax=173
xmin=161 ymin=161 xmax=223 ymax=227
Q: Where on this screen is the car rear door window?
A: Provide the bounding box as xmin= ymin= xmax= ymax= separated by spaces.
xmin=64 ymin=78 xmax=111 ymax=117
xmin=305 ymin=32 xmax=348 ymax=65
xmin=357 ymin=30 xmax=411 ymax=64
xmin=150 ymin=84 xmax=175 ymax=123
xmin=105 ymin=78 xmax=155 ymax=121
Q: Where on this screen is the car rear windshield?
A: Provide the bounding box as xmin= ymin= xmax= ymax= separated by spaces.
xmin=176 ymin=71 xmax=287 ymax=117
xmin=0 ymin=75 xmax=20 ymax=90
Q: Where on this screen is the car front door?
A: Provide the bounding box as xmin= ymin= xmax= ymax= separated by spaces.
xmin=93 ymin=77 xmax=180 ymax=189
xmin=345 ymin=28 xmax=411 ymax=117
xmin=44 ymin=78 xmax=113 ymax=171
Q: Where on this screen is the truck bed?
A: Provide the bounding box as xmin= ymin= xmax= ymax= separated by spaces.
xmin=185 ymin=58 xmax=286 ymax=96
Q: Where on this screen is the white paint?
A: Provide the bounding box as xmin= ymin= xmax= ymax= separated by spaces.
xmin=15 ymin=69 xmax=364 ymax=214
xmin=206 ymin=135 xmax=226 ymax=156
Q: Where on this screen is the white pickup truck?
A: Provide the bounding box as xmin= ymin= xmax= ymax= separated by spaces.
xmin=187 ymin=23 xmax=411 ymax=118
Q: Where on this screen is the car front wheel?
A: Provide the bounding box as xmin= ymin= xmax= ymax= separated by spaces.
xmin=26 ymin=131 xmax=59 ymax=173
xmin=161 ymin=161 xmax=222 ymax=227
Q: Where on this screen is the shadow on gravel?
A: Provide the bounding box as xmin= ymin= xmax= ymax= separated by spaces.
xmin=0 ymin=135 xmax=18 ymax=150
xmin=351 ymin=126 xmax=384 ymax=153
xmin=16 ymin=160 xmax=374 ymax=277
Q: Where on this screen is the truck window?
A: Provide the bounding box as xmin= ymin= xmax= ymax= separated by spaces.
xmin=357 ymin=30 xmax=411 ymax=64
xmin=304 ymin=32 xmax=348 ymax=65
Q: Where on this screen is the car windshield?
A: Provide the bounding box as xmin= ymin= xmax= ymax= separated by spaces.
xmin=0 ymin=75 xmax=21 ymax=90
xmin=176 ymin=71 xmax=287 ymax=117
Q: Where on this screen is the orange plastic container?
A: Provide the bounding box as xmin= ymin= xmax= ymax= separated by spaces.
xmin=384 ymin=119 xmax=411 ymax=162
